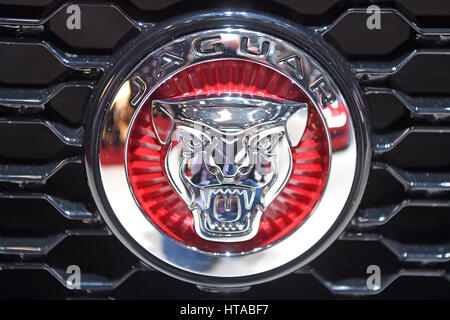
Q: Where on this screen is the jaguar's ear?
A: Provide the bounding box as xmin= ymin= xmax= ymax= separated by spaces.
xmin=285 ymin=103 xmax=308 ymax=147
xmin=151 ymin=100 xmax=175 ymax=145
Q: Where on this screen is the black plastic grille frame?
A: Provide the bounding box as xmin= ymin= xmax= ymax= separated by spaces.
xmin=0 ymin=0 xmax=450 ymax=299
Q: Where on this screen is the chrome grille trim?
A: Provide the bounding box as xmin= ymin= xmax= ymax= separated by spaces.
xmin=0 ymin=118 xmax=83 ymax=147
xmin=297 ymin=266 xmax=449 ymax=295
xmin=0 ymin=228 xmax=110 ymax=256
xmin=341 ymin=232 xmax=450 ymax=263
xmin=0 ymin=262 xmax=149 ymax=291
xmin=0 ymin=83 xmax=93 ymax=112
xmin=354 ymin=199 xmax=450 ymax=228
xmin=0 ymin=156 xmax=81 ymax=184
xmin=315 ymin=8 xmax=450 ymax=36
xmin=364 ymin=88 xmax=450 ymax=119
xmin=373 ymin=126 xmax=450 ymax=154
xmin=351 ymin=50 xmax=450 ymax=81
xmin=0 ymin=40 xmax=111 ymax=73
xmin=372 ymin=162 xmax=450 ymax=192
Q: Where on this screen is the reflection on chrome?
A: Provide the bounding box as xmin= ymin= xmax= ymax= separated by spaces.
xmin=103 ymin=80 xmax=133 ymax=146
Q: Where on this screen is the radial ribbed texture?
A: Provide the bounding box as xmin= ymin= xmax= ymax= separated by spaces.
xmin=127 ymin=60 xmax=330 ymax=253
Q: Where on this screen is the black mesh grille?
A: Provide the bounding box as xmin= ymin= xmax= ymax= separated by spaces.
xmin=0 ymin=0 xmax=449 ymax=299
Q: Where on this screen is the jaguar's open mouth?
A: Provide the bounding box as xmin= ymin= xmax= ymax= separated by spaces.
xmin=192 ymin=186 xmax=262 ymax=241
xmin=200 ymin=187 xmax=255 ymax=212
xmin=203 ymin=211 xmax=251 ymax=233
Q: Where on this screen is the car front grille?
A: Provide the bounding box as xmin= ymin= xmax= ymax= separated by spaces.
xmin=1 ymin=0 xmax=450 ymax=299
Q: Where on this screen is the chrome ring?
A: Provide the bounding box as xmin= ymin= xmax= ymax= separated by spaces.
xmin=90 ymin=24 xmax=364 ymax=282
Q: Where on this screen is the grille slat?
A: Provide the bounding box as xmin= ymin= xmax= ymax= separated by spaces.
xmin=0 ymin=41 xmax=109 ymax=86
xmin=341 ymin=232 xmax=450 ymax=264
xmin=351 ymin=50 xmax=446 ymax=80
xmin=297 ymin=266 xmax=448 ymax=295
xmin=373 ymin=126 xmax=450 ymax=154
xmin=0 ymin=118 xmax=83 ymax=147
xmin=0 ymin=228 xmax=110 ymax=256
xmin=365 ymin=88 xmax=450 ymax=119
xmin=372 ymin=162 xmax=450 ymax=192
xmin=0 ymin=82 xmax=93 ymax=113
xmin=0 ymin=192 xmax=97 ymax=221
xmin=0 ymin=262 xmax=148 ymax=291
xmin=354 ymin=199 xmax=450 ymax=228
xmin=38 ymin=40 xmax=112 ymax=71
xmin=317 ymin=8 xmax=450 ymax=37
xmin=0 ymin=156 xmax=81 ymax=184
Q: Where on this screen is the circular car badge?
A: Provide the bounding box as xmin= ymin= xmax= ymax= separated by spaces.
xmin=86 ymin=11 xmax=370 ymax=288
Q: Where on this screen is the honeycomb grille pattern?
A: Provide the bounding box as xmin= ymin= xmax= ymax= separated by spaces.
xmin=0 ymin=0 xmax=449 ymax=299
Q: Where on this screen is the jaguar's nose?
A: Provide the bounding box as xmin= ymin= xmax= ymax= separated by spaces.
xmin=223 ymin=163 xmax=237 ymax=176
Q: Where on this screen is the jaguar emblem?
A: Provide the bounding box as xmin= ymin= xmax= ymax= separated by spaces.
xmin=151 ymin=95 xmax=308 ymax=242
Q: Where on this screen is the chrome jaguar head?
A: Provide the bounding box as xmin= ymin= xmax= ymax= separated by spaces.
xmin=151 ymin=95 xmax=308 ymax=242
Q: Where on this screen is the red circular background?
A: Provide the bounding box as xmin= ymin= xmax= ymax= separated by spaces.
xmin=127 ymin=59 xmax=330 ymax=253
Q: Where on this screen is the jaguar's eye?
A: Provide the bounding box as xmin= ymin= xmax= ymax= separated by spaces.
xmin=250 ymin=132 xmax=281 ymax=156
xmin=186 ymin=135 xmax=202 ymax=149
xmin=182 ymin=135 xmax=200 ymax=150
xmin=178 ymin=131 xmax=210 ymax=157
xmin=257 ymin=136 xmax=273 ymax=151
